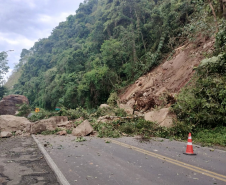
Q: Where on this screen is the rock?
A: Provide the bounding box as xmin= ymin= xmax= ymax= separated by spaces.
xmin=119 ymin=104 xmax=133 ymax=115
xmin=72 ymin=120 xmax=94 ymax=136
xmin=57 ymin=130 xmax=67 ymax=136
xmin=144 ymin=108 xmax=174 ymax=128
xmin=15 ymin=130 xmax=23 ymax=136
xmin=0 ymin=95 xmax=29 ymax=115
xmin=57 ymin=121 xmax=73 ymax=129
xmin=0 ymin=131 xmax=12 ymax=138
xmin=100 ymin=104 xmax=110 ymax=109
xmin=97 ymin=115 xmax=121 ymax=123
xmin=134 ymin=111 xmax=144 ymax=117
xmin=75 ymin=117 xmax=84 ymax=122
xmin=0 ymin=115 xmax=32 ymax=133
xmin=27 ymin=113 xmax=34 ymax=118
xmin=31 ymin=123 xmax=46 ymax=134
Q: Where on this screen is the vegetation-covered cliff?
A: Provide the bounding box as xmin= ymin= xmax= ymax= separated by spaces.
xmin=10 ymin=0 xmax=195 ymax=109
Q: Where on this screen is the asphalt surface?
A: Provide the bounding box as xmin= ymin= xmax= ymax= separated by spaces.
xmin=0 ymin=136 xmax=59 ymax=185
xmin=35 ymin=135 xmax=226 ymax=185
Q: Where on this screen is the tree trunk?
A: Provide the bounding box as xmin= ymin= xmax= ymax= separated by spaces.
xmin=208 ymin=0 xmax=219 ymax=33
xmin=135 ymin=10 xmax=146 ymax=52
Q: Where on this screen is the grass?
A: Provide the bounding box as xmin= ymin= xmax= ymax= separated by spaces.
xmin=193 ymin=126 xmax=226 ymax=147
xmin=41 ymin=128 xmax=62 ymax=135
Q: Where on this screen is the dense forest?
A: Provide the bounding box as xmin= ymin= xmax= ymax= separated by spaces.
xmin=9 ymin=0 xmax=226 ymax=111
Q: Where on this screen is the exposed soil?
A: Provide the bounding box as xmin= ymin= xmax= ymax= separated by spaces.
xmin=119 ymin=36 xmax=215 ymax=112
xmin=0 ymin=136 xmax=59 ymax=185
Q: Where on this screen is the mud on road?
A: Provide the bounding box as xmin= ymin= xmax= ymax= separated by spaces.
xmin=0 ymin=136 xmax=59 ymax=185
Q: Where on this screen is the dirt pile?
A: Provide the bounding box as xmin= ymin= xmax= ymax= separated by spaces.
xmin=119 ymin=37 xmax=215 ymax=124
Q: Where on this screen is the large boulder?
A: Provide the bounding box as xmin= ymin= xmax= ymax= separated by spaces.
xmin=72 ymin=120 xmax=93 ymax=136
xmin=0 ymin=115 xmax=32 ymax=133
xmin=144 ymin=108 xmax=175 ymax=128
xmin=0 ymin=95 xmax=29 ymax=115
xmin=31 ymin=116 xmax=68 ymax=134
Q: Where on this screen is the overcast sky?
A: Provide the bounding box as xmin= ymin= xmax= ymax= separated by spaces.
xmin=0 ymin=0 xmax=84 ymax=80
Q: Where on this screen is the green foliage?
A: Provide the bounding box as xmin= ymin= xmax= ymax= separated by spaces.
xmin=41 ymin=128 xmax=62 ymax=135
xmin=28 ymin=109 xmax=57 ymax=122
xmin=0 ymin=51 xmax=9 ymax=86
xmin=173 ymin=53 xmax=226 ymax=128
xmin=13 ymin=0 xmax=194 ymax=110
xmin=193 ymin=126 xmax=226 ymax=146
xmin=0 ymin=86 xmax=8 ymax=100
xmin=107 ymin=92 xmax=118 ymax=107
xmin=59 ymin=106 xmax=89 ymax=120
xmin=94 ymin=106 xmax=115 ymax=117
xmin=16 ymin=103 xmax=31 ymax=117
xmin=215 ymin=21 xmax=226 ymax=53
xmin=75 ymin=136 xmax=87 ymax=142
xmin=114 ymin=108 xmax=127 ymax=117
xmin=93 ymin=118 xmax=169 ymax=139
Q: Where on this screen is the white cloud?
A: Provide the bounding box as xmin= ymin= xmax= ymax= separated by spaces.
xmin=0 ymin=0 xmax=83 ymax=84
xmin=0 ymin=32 xmax=35 ymax=48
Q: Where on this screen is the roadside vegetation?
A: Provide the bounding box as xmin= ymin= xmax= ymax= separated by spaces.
xmin=3 ymin=0 xmax=226 ymax=147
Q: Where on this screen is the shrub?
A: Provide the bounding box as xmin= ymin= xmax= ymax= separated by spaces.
xmin=16 ymin=103 xmax=31 ymax=117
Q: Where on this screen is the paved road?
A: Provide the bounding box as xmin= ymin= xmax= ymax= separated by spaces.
xmin=35 ymin=135 xmax=226 ymax=185
xmin=0 ymin=136 xmax=59 ymax=185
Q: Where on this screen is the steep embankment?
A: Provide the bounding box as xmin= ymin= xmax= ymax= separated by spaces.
xmin=119 ymin=36 xmax=215 ymax=126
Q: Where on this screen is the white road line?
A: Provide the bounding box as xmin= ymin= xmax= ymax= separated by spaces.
xmin=32 ymin=135 xmax=70 ymax=185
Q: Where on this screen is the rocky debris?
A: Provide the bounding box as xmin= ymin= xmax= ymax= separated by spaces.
xmin=30 ymin=123 xmax=46 ymax=134
xmin=144 ymin=108 xmax=175 ymax=128
xmin=72 ymin=120 xmax=94 ymax=136
xmin=0 ymin=115 xmax=32 ymax=133
xmin=119 ymin=38 xmax=214 ymax=115
xmin=0 ymin=115 xmax=72 ymax=136
xmin=100 ymin=104 xmax=110 ymax=109
xmin=57 ymin=130 xmax=67 ymax=136
xmin=35 ymin=116 xmax=68 ymax=129
xmin=31 ymin=116 xmax=69 ymax=134
xmin=75 ymin=117 xmax=84 ymax=122
xmin=97 ymin=115 xmax=121 ymax=123
xmin=119 ymin=104 xmax=133 ymax=115
xmin=0 ymin=95 xmax=29 ymax=115
xmin=57 ymin=121 xmax=73 ymax=129
xmin=0 ymin=131 xmax=12 ymax=138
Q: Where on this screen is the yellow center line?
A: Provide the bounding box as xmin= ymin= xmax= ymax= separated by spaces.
xmin=106 ymin=138 xmax=226 ymax=183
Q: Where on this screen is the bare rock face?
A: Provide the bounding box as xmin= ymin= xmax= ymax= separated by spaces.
xmin=72 ymin=120 xmax=93 ymax=136
xmin=0 ymin=95 xmax=29 ymax=115
xmin=0 ymin=115 xmax=32 ymax=133
xmin=144 ymin=108 xmax=175 ymax=128
xmin=0 ymin=131 xmax=12 ymax=138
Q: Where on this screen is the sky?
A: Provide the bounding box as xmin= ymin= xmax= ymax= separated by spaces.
xmin=0 ymin=0 xmax=84 ymax=81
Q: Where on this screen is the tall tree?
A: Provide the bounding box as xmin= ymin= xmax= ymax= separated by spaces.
xmin=0 ymin=51 xmax=9 ymax=86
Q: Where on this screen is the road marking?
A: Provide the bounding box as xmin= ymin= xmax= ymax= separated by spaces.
xmin=106 ymin=139 xmax=226 ymax=183
xmin=32 ymin=135 xmax=71 ymax=185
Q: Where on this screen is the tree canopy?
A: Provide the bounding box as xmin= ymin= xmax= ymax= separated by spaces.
xmin=12 ymin=0 xmax=197 ymax=109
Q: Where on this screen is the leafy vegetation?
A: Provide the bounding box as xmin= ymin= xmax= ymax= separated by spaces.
xmin=0 ymin=51 xmax=9 ymax=86
xmin=12 ymin=0 xmax=194 ymax=110
xmin=16 ymin=103 xmax=31 ymax=117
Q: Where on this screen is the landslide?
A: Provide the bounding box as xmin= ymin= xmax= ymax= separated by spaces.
xmin=119 ymin=36 xmax=215 ymax=114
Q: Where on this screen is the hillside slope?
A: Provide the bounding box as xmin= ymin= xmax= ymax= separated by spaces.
xmin=10 ymin=0 xmax=194 ymax=109
xmin=119 ymin=36 xmax=215 ymax=116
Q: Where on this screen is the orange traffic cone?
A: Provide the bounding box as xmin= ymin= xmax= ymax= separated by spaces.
xmin=183 ymin=133 xmax=196 ymax=155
